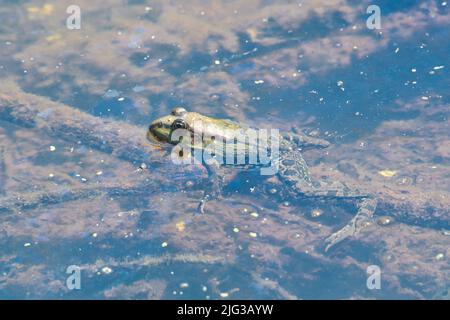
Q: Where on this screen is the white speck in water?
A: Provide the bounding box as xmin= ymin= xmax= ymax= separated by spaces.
xmin=161 ymin=242 xmax=168 ymax=248
xmin=96 ymin=171 xmax=103 ymax=176
xmin=102 ymin=267 xmax=112 ymax=274
xmin=394 ymin=47 xmax=400 ymax=53
xmin=411 ymin=68 xmax=417 ymax=73
xmin=433 ymin=65 xmax=444 ymax=70
xmin=254 ymin=80 xmax=264 ymax=84
xmin=435 ymin=253 xmax=445 ymax=261
xmin=220 ymin=292 xmax=229 ymax=298
xmin=214 ymin=60 xmax=220 ymax=65
xmin=24 ymin=243 xmax=31 ymax=247
xmin=139 ymin=163 xmax=147 ymax=170
xmin=49 ymin=145 xmax=56 ymax=152
xmin=117 ymin=97 xmax=125 ymax=102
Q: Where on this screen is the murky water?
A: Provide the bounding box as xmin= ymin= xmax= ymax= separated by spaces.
xmin=0 ymin=0 xmax=449 ymax=299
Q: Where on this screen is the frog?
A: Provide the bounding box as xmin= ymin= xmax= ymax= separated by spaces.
xmin=147 ymin=107 xmax=377 ymax=252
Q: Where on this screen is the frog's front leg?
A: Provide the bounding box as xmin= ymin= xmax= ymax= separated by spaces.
xmin=197 ymin=158 xmax=225 ymax=214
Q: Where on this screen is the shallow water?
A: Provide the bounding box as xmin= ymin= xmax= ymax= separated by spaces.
xmin=0 ymin=0 xmax=449 ymax=299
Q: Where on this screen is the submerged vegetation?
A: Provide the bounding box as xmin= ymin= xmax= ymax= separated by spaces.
xmin=0 ymin=0 xmax=449 ymax=299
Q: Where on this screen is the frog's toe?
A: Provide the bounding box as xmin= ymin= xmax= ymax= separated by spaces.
xmin=196 ymin=199 xmax=206 ymax=214
xmin=324 ymin=220 xmax=357 ymax=252
xmin=196 ymin=193 xmax=213 ymax=214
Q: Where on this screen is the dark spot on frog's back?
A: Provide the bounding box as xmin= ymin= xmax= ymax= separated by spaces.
xmin=281 ymin=159 xmax=296 ymax=166
xmin=283 ymin=169 xmax=298 ymax=177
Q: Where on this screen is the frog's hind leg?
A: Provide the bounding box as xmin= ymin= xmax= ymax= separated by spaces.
xmin=278 ymin=150 xmax=377 ymax=251
xmin=291 ymin=179 xmax=377 ymax=252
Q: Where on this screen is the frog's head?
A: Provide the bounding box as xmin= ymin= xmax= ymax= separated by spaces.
xmin=147 ymin=107 xmax=191 ymax=143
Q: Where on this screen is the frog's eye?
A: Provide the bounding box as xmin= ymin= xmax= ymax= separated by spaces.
xmin=171 ymin=118 xmax=188 ymax=130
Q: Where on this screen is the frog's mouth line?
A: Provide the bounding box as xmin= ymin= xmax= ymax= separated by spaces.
xmin=147 ymin=126 xmax=165 ymax=143
xmin=147 ymin=121 xmax=171 ymax=143
xmin=146 ymin=130 xmax=157 ymax=142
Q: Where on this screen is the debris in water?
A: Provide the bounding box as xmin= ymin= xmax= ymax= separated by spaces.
xmin=311 ymin=209 xmax=323 ymax=218
xmin=378 ymin=170 xmax=397 ymax=177
xmin=176 ymin=221 xmax=185 ymax=232
xmin=377 ymin=216 xmax=395 ymax=226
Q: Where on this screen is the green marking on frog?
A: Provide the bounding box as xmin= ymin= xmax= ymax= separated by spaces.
xmin=148 ymin=107 xmax=377 ymax=252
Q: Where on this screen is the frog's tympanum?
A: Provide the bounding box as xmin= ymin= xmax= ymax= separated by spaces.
xmin=148 ymin=107 xmax=377 ymax=251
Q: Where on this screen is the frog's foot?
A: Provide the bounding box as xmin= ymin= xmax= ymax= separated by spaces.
xmin=197 ymin=194 xmax=210 ymax=214
xmin=283 ymin=128 xmax=330 ymax=150
xmin=324 ymin=197 xmax=377 ymax=252
xmin=196 ymin=188 xmax=222 ymax=214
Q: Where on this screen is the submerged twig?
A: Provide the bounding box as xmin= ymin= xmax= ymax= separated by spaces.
xmin=0 ymin=82 xmax=165 ymax=167
xmin=83 ymin=253 xmax=227 ymax=273
xmin=0 ymin=180 xmax=174 ymax=216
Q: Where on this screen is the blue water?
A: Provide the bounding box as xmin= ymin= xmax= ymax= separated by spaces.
xmin=0 ymin=0 xmax=449 ymax=299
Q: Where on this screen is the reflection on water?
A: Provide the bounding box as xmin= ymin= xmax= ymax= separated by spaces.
xmin=0 ymin=0 xmax=449 ymax=299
